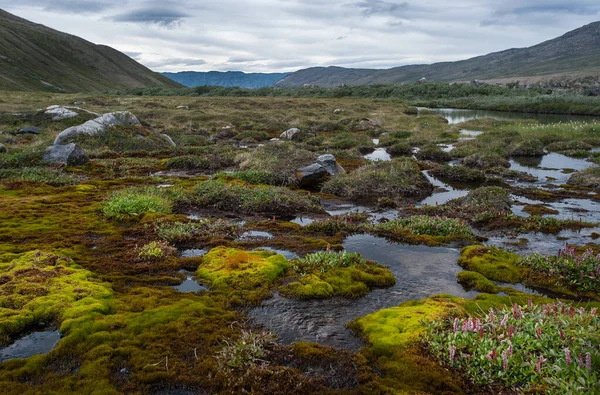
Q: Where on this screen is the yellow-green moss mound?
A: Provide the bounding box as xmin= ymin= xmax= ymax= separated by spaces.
xmin=197 ymin=247 xmax=288 ymax=290
xmin=279 ymin=251 xmax=395 ymax=299
xmin=458 ymin=245 xmax=522 ymax=283
xmin=0 ymin=250 xmax=113 ymax=342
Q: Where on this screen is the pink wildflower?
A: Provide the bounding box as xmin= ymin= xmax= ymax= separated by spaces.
xmin=536 ymin=326 xmax=542 ymax=339
xmin=502 ymin=351 xmax=508 ymax=371
xmin=508 ymin=325 xmax=514 ymax=340
xmin=500 ymin=314 xmax=509 ymax=327
xmin=508 ymin=344 xmax=513 ymax=357
xmin=489 ymin=309 xmax=496 ymax=321
xmin=453 ymin=318 xmax=459 ymax=333
xmin=565 ymin=348 xmax=572 ymax=364
xmin=449 ymin=345 xmax=456 ymax=362
xmin=586 ymin=353 xmax=592 ymax=370
xmin=536 ymin=354 xmax=544 ymax=373
xmin=559 ymin=330 xmax=565 ymax=341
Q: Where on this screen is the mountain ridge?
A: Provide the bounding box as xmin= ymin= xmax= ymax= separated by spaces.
xmin=0 ymin=9 xmax=181 ymax=92
xmin=276 ymin=21 xmax=600 ymax=87
xmin=163 ymin=71 xmax=291 ymax=89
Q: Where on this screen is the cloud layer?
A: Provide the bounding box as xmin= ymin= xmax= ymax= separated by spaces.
xmin=1 ymin=0 xmax=599 ymax=72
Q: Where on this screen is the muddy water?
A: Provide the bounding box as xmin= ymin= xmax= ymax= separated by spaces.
xmin=249 ymin=234 xmax=478 ymax=350
xmin=0 ymin=331 xmax=60 ymax=362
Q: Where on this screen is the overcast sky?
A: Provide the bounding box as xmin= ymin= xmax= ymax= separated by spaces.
xmin=2 ymin=1 xmax=599 ymax=73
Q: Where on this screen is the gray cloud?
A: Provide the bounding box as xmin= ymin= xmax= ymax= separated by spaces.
xmin=351 ymin=0 xmax=409 ymax=17
xmin=143 ymin=58 xmax=207 ymax=67
xmin=110 ymin=7 xmax=190 ymax=27
xmin=2 ymin=0 xmax=599 ymax=73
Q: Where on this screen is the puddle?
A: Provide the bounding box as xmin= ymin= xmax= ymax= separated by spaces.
xmin=364 ymin=148 xmax=391 ymax=161
xmin=253 ymin=247 xmax=300 ymax=260
xmin=238 ymin=231 xmax=274 ymax=240
xmin=510 ymin=153 xmax=596 ymax=185
xmin=249 ymin=234 xmax=478 ymax=350
xmin=180 ymin=248 xmax=207 ymax=258
xmin=460 ymin=129 xmax=483 ymax=137
xmin=173 ymin=270 xmax=208 ymax=293
xmin=487 ymin=227 xmax=600 ymax=255
xmin=323 ymin=201 xmax=397 ymax=222
xmin=419 ymin=171 xmax=469 ymax=206
xmin=291 ymin=216 xmax=316 ymax=226
xmin=0 ymin=331 xmax=60 ymax=362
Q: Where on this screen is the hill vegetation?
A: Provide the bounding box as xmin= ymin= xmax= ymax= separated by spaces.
xmin=0 ymin=9 xmax=181 ymax=92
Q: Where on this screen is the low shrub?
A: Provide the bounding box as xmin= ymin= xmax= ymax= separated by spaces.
xmin=425 ymin=301 xmax=599 ymax=393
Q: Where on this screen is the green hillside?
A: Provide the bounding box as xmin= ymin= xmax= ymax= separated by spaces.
xmin=0 ymin=9 xmax=181 ymax=92
xmin=276 ymin=21 xmax=600 ymax=87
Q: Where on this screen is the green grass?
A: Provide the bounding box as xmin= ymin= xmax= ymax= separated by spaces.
xmin=102 ymin=186 xmax=172 ymax=220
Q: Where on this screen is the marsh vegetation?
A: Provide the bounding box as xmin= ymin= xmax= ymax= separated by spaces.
xmin=0 ymin=91 xmax=599 ymax=394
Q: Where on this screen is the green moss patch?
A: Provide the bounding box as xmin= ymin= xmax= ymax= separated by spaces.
xmin=458 ymin=245 xmax=522 ymax=283
xmin=0 ymin=250 xmax=113 ymax=342
xmin=197 ymin=247 xmax=288 ymax=291
xmin=279 ymin=251 xmax=395 ymax=299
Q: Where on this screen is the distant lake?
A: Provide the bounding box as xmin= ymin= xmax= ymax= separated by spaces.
xmin=418 ymin=107 xmax=600 ymax=124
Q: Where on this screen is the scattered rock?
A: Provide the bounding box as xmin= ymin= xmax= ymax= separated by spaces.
xmin=176 ymin=106 xmax=190 ymax=110
xmin=42 ymin=143 xmax=89 ymax=166
xmin=45 ymin=105 xmax=79 ymax=121
xmin=296 ymin=163 xmax=329 ymax=188
xmin=360 ymin=119 xmax=379 ymax=127
xmin=73 ymin=101 xmax=85 ymax=105
xmin=280 ymin=128 xmax=302 ymax=140
xmin=333 ymin=109 xmax=343 ymax=114
xmin=54 ymin=111 xmax=141 ymax=145
xmin=316 ymin=154 xmax=345 ymax=175
xmin=17 ymin=126 xmax=43 ymax=135
xmin=0 ymin=143 xmax=6 ymax=153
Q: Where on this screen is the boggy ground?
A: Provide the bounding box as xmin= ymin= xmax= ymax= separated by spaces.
xmin=0 ymin=92 xmax=599 ymax=394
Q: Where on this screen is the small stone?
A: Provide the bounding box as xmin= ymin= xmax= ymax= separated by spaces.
xmin=17 ymin=126 xmax=43 ymax=134
xmin=176 ymin=105 xmax=190 ymax=110
xmin=0 ymin=143 xmax=6 ymax=153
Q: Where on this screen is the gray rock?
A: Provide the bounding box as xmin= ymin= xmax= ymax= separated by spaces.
xmin=17 ymin=126 xmax=42 ymax=135
xmin=280 ymin=128 xmax=302 ymax=140
xmin=0 ymin=143 xmax=6 ymax=153
xmin=176 ymin=105 xmax=190 ymax=110
xmin=42 ymin=143 xmax=89 ymax=166
xmin=316 ymin=154 xmax=346 ymax=175
xmin=161 ymin=133 xmax=177 ymax=147
xmin=333 ymin=109 xmax=343 ymax=114
xmin=54 ymin=111 xmax=141 ymax=145
xmin=296 ymin=163 xmax=328 ymax=187
xmin=45 ymin=105 xmax=79 ymax=121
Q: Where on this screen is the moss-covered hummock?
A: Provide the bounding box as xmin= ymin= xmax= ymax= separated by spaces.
xmin=348 ymin=295 xmax=467 ymax=393
xmin=279 ymin=251 xmax=395 ymax=299
xmin=197 ymin=247 xmax=288 ymax=291
xmin=0 ymin=250 xmax=113 ymax=342
xmin=458 ymin=245 xmax=522 ymax=283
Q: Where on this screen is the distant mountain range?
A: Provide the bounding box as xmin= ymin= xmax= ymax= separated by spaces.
xmin=276 ymin=21 xmax=600 ymax=87
xmin=0 ymin=9 xmax=598 ymax=92
xmin=163 ymin=71 xmax=290 ymax=88
xmin=0 ymin=9 xmax=180 ymax=92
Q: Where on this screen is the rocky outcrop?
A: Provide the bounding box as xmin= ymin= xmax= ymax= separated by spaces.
xmin=42 ymin=143 xmax=89 ymax=166
xmin=54 ymin=111 xmax=141 ymax=145
xmin=296 ymin=154 xmax=345 ymax=187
